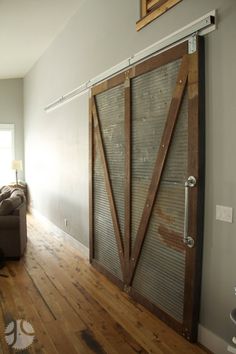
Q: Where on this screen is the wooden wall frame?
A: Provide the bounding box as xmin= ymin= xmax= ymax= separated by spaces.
xmin=137 ymin=0 xmax=182 ymax=31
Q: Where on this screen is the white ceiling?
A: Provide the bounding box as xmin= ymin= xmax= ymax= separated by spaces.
xmin=0 ymin=0 xmax=82 ymax=79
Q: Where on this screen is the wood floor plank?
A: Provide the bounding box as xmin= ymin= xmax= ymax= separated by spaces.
xmin=29 ymin=215 xmax=207 ymax=354
xmin=0 ymin=215 xmax=208 ymax=354
xmin=0 ymin=302 xmax=11 ymax=354
xmin=27 ymin=217 xmax=206 ymax=354
xmin=26 ymin=225 xmax=165 ymax=353
xmin=1 ymin=264 xmax=57 ymax=354
xmin=24 ymin=239 xmax=147 ymax=354
xmin=0 ymin=272 xmax=36 ymax=354
xmin=24 ymin=262 xmax=107 ymax=354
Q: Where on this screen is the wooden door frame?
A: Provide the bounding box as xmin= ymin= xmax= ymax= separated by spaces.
xmin=89 ymin=38 xmax=205 ymax=342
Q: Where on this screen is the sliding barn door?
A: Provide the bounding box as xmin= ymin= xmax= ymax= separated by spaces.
xmin=89 ymin=38 xmax=204 ymax=342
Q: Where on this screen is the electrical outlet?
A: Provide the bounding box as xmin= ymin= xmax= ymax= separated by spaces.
xmin=64 ymin=218 xmax=68 ymax=227
xmin=216 ymin=205 xmax=233 ymax=223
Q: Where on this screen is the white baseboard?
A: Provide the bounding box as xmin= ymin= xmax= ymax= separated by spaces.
xmin=198 ymin=324 xmax=232 ymax=354
xmin=30 ymin=208 xmax=89 ymax=260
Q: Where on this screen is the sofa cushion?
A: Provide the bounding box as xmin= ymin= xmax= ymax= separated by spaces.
xmin=0 ymin=191 xmax=11 ymax=202
xmin=0 ymin=186 xmax=11 ymax=194
xmin=0 ymin=197 xmax=22 ymax=216
xmin=10 ymin=189 xmax=24 ymax=202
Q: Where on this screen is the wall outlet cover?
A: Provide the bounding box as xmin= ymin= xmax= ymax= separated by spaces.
xmin=216 ymin=205 xmax=233 ymax=223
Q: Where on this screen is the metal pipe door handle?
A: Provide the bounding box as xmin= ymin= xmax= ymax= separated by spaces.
xmin=184 ymin=176 xmax=196 ymax=248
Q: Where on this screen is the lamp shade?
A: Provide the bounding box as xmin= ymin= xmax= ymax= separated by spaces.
xmin=11 ymin=160 xmax=23 ymax=171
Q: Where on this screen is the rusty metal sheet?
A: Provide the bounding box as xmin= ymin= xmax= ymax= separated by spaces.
xmin=132 ymin=183 xmax=186 ymax=322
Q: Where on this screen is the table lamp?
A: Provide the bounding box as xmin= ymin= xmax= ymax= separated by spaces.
xmin=11 ymin=160 xmax=23 ymax=185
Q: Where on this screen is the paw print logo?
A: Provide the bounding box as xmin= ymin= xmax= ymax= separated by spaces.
xmin=5 ymin=319 xmax=35 ymax=351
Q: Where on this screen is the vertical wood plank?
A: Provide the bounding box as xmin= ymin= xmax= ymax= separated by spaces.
xmin=183 ymin=37 xmax=205 ymax=342
xmin=124 ymin=73 xmax=132 ymax=284
xmin=128 ymin=55 xmax=189 ymax=285
xmin=141 ymin=0 xmax=147 ymax=17
xmin=89 ymin=96 xmax=94 ymax=262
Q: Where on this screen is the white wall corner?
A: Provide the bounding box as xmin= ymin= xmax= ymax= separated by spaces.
xmin=30 ymin=208 xmax=89 ymax=260
xmin=198 ymin=324 xmax=232 ymax=354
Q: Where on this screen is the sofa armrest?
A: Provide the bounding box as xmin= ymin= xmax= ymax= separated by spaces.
xmin=18 ymin=201 xmax=26 ymax=218
xmin=0 ymin=200 xmax=27 ymax=258
xmin=12 ymin=199 xmax=26 ymax=216
xmin=0 ymin=215 xmax=19 ymax=229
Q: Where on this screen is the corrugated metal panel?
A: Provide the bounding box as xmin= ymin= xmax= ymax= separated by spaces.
xmin=96 ymin=85 xmax=125 ymax=240
xmin=162 ymin=89 xmax=188 ymax=183
xmin=131 ymin=59 xmax=181 ymax=248
xmin=132 ymin=88 xmax=188 ymax=322
xmin=93 ymin=85 xmax=124 ymax=280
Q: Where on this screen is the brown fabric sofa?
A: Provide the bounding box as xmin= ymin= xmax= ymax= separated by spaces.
xmin=0 ymin=186 xmax=27 ymax=259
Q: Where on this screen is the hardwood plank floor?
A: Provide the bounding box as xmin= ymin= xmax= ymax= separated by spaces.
xmin=0 ymin=215 xmax=208 ymax=354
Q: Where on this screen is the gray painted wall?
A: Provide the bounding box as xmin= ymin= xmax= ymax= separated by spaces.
xmin=24 ymin=0 xmax=236 ymax=345
xmin=0 ymin=79 xmax=24 ymax=181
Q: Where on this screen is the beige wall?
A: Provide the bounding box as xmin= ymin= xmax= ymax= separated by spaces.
xmin=24 ymin=0 xmax=236 ymax=346
xmin=0 ymin=79 xmax=24 ymax=181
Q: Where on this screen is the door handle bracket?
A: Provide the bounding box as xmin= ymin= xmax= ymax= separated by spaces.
xmin=184 ymin=176 xmax=196 ymax=248
xmin=184 ymin=236 xmax=195 ymax=248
